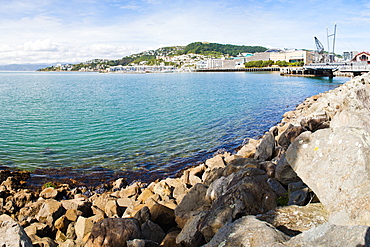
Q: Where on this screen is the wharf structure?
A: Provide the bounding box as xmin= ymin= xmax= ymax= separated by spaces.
xmin=107 ymin=65 xmax=177 ymax=73
xmin=281 ymin=52 xmax=370 ymax=78
xmin=194 ymin=49 xmax=314 ymax=71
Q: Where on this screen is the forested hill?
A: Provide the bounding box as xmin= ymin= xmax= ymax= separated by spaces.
xmin=180 ymin=42 xmax=267 ymax=56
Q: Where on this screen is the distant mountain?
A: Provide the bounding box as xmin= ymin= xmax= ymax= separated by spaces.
xmin=0 ymin=64 xmax=57 ymax=71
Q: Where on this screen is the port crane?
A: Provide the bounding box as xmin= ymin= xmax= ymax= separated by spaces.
xmin=314 ymin=36 xmax=325 ymax=63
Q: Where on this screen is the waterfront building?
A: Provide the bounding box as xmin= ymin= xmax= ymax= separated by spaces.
xmin=343 ymin=51 xmax=358 ymax=61
xmin=351 ymin=52 xmax=370 ymax=63
xmin=244 ymin=50 xmax=314 ymax=64
xmin=107 ymin=65 xmax=177 ymax=73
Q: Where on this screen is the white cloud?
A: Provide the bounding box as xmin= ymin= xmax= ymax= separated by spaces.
xmin=0 ymin=0 xmax=369 ymax=65
xmin=119 ymin=5 xmax=140 ymax=10
xmin=23 ymin=39 xmax=59 ymax=51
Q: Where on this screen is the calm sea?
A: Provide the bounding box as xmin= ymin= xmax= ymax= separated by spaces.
xmin=0 ymin=71 xmax=347 ymax=182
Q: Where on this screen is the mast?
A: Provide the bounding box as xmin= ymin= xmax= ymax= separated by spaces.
xmin=326 ymin=26 xmax=330 ymax=62
xmin=327 ymin=23 xmax=337 ymax=62
xmin=332 ymin=23 xmax=337 ymax=57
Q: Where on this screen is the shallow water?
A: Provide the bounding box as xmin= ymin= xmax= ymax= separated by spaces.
xmin=0 ymin=71 xmax=348 ymax=182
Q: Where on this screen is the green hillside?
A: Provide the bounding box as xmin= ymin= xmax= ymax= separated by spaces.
xmin=38 ymin=42 xmax=268 ymax=71
xmin=180 ymin=42 xmax=267 ymax=56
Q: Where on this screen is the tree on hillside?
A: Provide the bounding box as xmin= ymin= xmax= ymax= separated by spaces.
xmin=179 ymin=42 xmax=267 ymax=56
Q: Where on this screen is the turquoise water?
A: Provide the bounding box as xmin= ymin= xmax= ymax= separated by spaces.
xmin=0 ymin=72 xmax=347 ymax=180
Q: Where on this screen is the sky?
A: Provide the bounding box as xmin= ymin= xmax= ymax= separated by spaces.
xmin=0 ymin=0 xmax=369 ymax=65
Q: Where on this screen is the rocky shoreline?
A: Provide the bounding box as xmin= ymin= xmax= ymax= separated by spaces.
xmin=2 ymin=73 xmax=370 ymax=246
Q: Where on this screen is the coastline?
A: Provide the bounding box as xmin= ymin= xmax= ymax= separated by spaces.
xmin=2 ymin=73 xmax=370 ymax=246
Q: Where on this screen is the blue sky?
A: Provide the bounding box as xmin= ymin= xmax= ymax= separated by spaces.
xmin=0 ymin=0 xmax=368 ymax=65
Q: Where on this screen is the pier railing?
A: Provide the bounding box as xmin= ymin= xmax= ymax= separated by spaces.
xmin=304 ymin=62 xmax=370 ymax=73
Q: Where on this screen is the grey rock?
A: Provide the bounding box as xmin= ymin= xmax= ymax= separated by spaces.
xmin=134 ymin=206 xmax=151 ymax=225
xmin=61 ymin=197 xmax=92 ymax=217
xmin=174 ymin=183 xmax=210 ymax=228
xmin=0 ymin=221 xmax=33 ymax=247
xmin=205 ymin=155 xmax=226 ymax=169
xmin=32 ymin=237 xmax=58 ymax=247
xmin=24 ymin=222 xmax=52 ymax=239
xmin=286 ymin=128 xmax=370 ymax=226
xmin=17 ymin=200 xmax=44 ymax=223
xmin=75 ymin=216 xmax=94 ymax=240
xmin=300 ymin=116 xmax=329 ymax=132
xmin=40 ymin=187 xmax=59 ymax=199
xmin=204 ymin=216 xmax=290 ymax=247
xmin=257 ymin=203 xmax=328 ymax=235
xmin=331 ymin=109 xmax=370 ymax=132
xmin=206 ymin=167 xmax=266 ymax=202
xmin=275 ymin=154 xmax=301 ymax=186
xmin=258 ymin=161 xmax=276 ymax=178
xmin=267 ymin=178 xmax=288 ymax=197
xmin=127 ymin=239 xmax=159 ymax=247
xmin=161 ymin=230 xmax=181 ymax=247
xmin=285 ymin=223 xmax=370 ymax=247
xmin=202 ymin=167 xmax=224 ymax=186
xmin=277 ymin=125 xmax=306 ymax=147
xmin=141 ymin=220 xmax=165 ymax=244
xmin=288 ymin=181 xmax=308 ymax=206
xmin=199 ymin=170 xmax=277 ymax=241
xmin=176 ymin=211 xmax=206 ymax=247
xmin=254 ymin=132 xmax=275 ymax=161
xmin=150 ymin=203 xmax=176 ymax=232
xmin=85 ymin=218 xmax=141 ymax=247
xmin=223 ymin=158 xmax=259 ymax=175
xmin=236 ymin=138 xmax=259 ymax=158
xmin=36 ymin=199 xmax=66 ymax=226
xmin=206 ymin=176 xmax=229 ymax=202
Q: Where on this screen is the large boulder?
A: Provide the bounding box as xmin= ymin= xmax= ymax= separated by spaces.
xmin=286 ymin=128 xmax=370 ymax=226
xmin=62 ymin=197 xmax=92 ymax=217
xmin=236 ymin=138 xmax=259 ymax=158
xmin=149 ymin=203 xmax=176 ymax=232
xmin=141 ymin=220 xmax=165 ymax=244
xmin=275 ymin=154 xmax=300 ymax=186
xmin=254 ymin=132 xmax=275 ymax=161
xmin=85 ymin=218 xmax=141 ymax=247
xmin=257 ymin=203 xmax=328 ymax=235
xmin=75 ymin=216 xmax=94 ymax=241
xmin=36 ymin=199 xmax=66 ymax=226
xmin=161 ymin=230 xmax=181 ymax=247
xmin=0 ymin=220 xmax=33 ymax=247
xmin=176 ymin=211 xmax=206 ymax=247
xmin=199 ymin=168 xmax=277 ymax=241
xmin=174 ymin=183 xmax=210 ymax=228
xmin=285 ymin=223 xmax=370 ymax=247
xmin=330 ymin=109 xmax=370 ymax=131
xmin=204 ymin=216 xmax=290 ymax=247
xmin=17 ymin=200 xmax=44 ymax=223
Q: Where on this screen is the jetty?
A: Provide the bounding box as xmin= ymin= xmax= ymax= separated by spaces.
xmin=194 ymin=67 xmax=280 ymax=72
xmin=280 ymin=61 xmax=370 ymax=78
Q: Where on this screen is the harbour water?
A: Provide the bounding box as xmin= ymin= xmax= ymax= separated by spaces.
xmin=0 ymin=71 xmax=348 ymax=184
